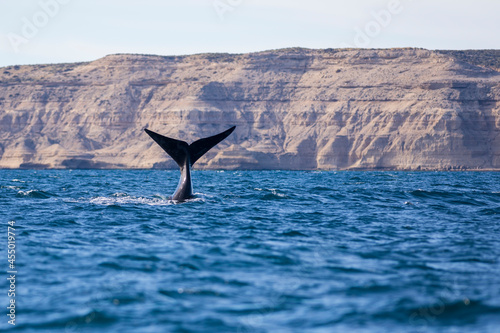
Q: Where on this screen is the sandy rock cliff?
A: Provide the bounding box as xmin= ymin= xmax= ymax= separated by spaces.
xmin=0 ymin=48 xmax=499 ymax=170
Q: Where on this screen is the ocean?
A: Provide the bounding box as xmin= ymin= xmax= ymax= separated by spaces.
xmin=1 ymin=170 xmax=499 ymax=332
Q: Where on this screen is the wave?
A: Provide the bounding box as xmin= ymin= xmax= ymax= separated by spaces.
xmin=16 ymin=189 xmax=56 ymax=199
xmin=410 ymin=189 xmax=460 ymax=199
xmin=254 ymin=188 xmax=289 ymax=200
xmin=1 ymin=185 xmax=22 ymax=190
xmin=16 ymin=310 xmax=117 ymax=330
xmin=404 ymin=299 xmax=500 ymax=325
xmin=281 ymin=230 xmax=308 ymax=237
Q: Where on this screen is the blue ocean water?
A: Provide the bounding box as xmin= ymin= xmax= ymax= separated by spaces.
xmin=1 ymin=170 xmax=499 ymax=333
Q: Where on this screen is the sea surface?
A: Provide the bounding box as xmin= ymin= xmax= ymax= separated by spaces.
xmin=1 ymin=170 xmax=499 ymax=333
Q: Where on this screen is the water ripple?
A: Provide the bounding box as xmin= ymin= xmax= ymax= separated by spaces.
xmin=1 ymin=170 xmax=499 ymax=333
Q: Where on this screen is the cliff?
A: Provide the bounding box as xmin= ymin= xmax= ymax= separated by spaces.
xmin=0 ymin=48 xmax=499 ymax=170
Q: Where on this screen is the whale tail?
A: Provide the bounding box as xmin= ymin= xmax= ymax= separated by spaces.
xmin=145 ymin=126 xmax=236 ymax=167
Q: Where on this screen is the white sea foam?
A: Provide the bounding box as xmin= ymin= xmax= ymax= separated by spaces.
xmin=17 ymin=190 xmax=39 ymax=196
xmin=3 ymin=186 xmax=21 ymax=190
xmin=270 ymin=189 xmax=286 ymax=198
xmin=17 ymin=190 xmax=33 ymax=196
xmin=84 ymin=193 xmax=208 ymax=206
xmin=59 ymin=191 xmax=213 ymax=206
xmin=88 ymin=195 xmax=173 ymax=206
xmin=254 ymin=187 xmax=287 ymax=198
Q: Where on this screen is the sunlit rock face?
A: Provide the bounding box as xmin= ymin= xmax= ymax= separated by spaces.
xmin=0 ymin=48 xmax=499 ymax=170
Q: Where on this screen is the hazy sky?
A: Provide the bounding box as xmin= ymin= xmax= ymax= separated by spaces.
xmin=1 ymin=0 xmax=499 ymax=67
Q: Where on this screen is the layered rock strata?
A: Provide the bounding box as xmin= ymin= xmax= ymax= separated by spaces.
xmin=0 ymin=48 xmax=499 ymax=170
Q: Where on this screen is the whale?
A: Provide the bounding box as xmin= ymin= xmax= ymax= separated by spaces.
xmin=145 ymin=126 xmax=236 ymax=201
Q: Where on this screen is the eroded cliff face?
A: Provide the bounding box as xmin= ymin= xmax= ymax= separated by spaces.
xmin=0 ymin=48 xmax=499 ymax=170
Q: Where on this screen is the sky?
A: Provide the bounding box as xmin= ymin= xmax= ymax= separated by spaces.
xmin=0 ymin=0 xmax=499 ymax=67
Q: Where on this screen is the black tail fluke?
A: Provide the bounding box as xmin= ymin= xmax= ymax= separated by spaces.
xmin=145 ymin=126 xmax=236 ymax=167
xmin=188 ymin=126 xmax=236 ymax=165
xmin=145 ymin=129 xmax=189 ymax=167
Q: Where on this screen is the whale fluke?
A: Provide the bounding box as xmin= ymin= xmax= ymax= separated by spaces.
xmin=144 ymin=129 xmax=189 ymax=167
xmin=145 ymin=126 xmax=236 ymax=201
xmin=188 ymin=126 xmax=236 ymax=165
